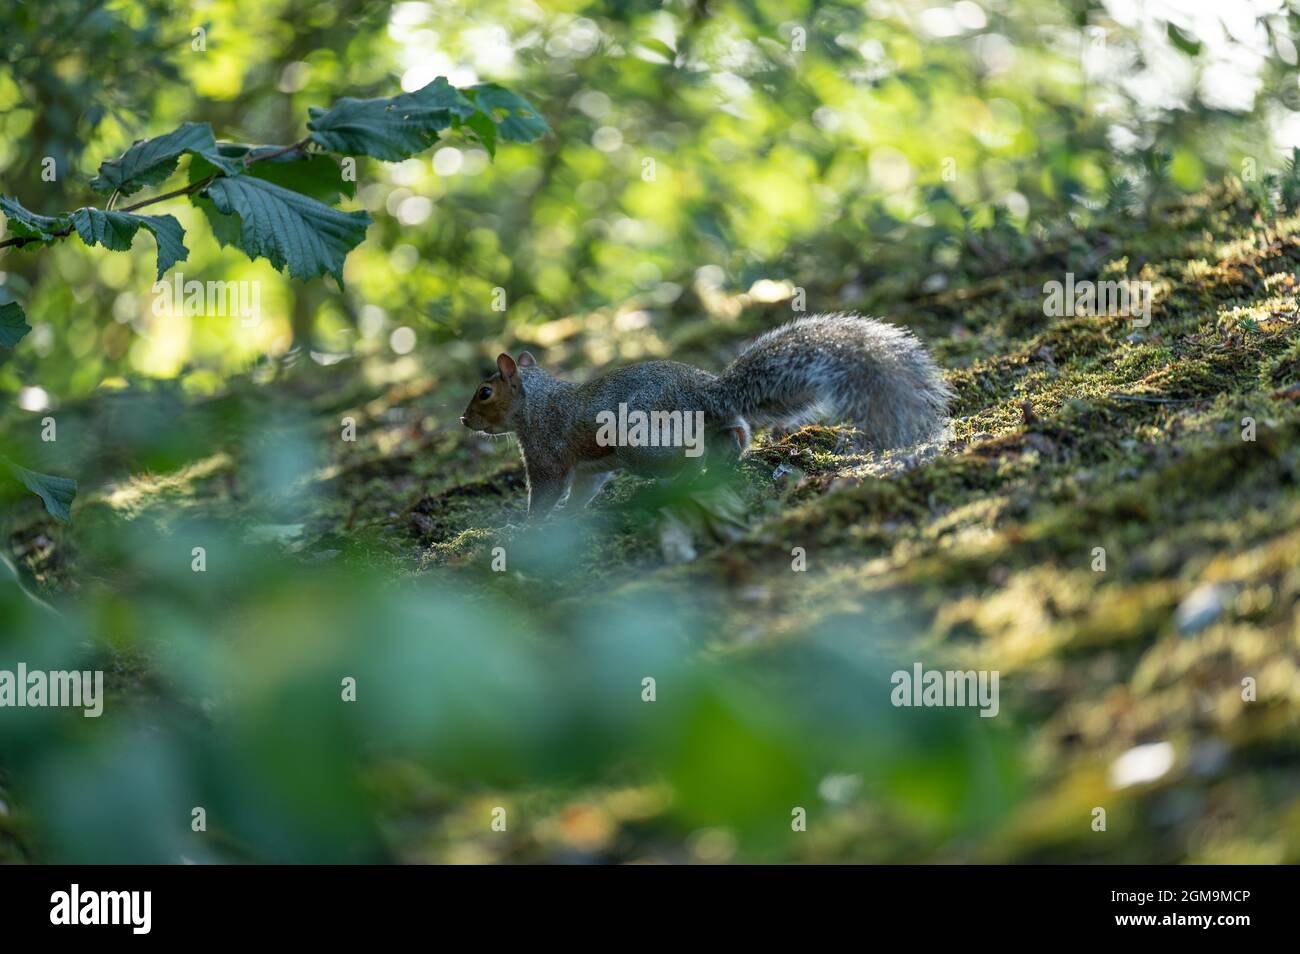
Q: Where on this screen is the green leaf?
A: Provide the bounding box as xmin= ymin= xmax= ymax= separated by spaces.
xmin=465 ymin=84 xmax=550 ymax=145
xmin=463 ymin=111 xmax=497 ymax=158
xmin=190 ymin=195 xmax=244 ymax=249
xmin=89 ymin=122 xmax=245 ymax=196
xmin=4 ymin=459 xmax=77 ymax=523
xmin=0 ymin=301 xmax=31 ymax=348
xmin=248 ymin=153 xmax=357 ymax=202
xmin=1166 ymin=22 xmax=1202 ymax=56
xmin=0 ymin=195 xmax=71 ymax=245
xmin=188 ymin=150 xmax=262 ymax=249
xmin=70 ymin=208 xmax=189 ymax=281
xmin=635 ymin=38 xmax=676 ymax=63
xmin=307 ymin=77 xmax=476 ymax=161
xmin=192 ymin=149 xmax=355 ymax=203
xmin=203 ymin=176 xmax=372 ymax=284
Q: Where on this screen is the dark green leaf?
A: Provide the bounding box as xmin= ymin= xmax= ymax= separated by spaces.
xmin=307 ymin=77 xmax=476 ymax=161
xmin=70 ymin=208 xmax=189 ymax=281
xmin=4 ymin=459 xmax=77 ymax=523
xmin=193 ymin=150 xmax=355 ymax=203
xmin=1166 ymin=23 xmax=1202 ymax=56
xmin=190 ymin=195 xmax=245 ymax=249
xmin=0 ymin=195 xmax=71 ymax=245
xmin=463 ymin=111 xmax=497 ymax=158
xmin=203 ymin=176 xmax=372 ymax=284
xmin=89 ymin=122 xmax=244 ymax=196
xmin=249 ymin=154 xmax=357 ymax=202
xmin=465 ymin=84 xmax=550 ymax=144
xmin=0 ymin=301 xmax=31 ymax=348
xmin=188 ymin=151 xmax=260 ymax=248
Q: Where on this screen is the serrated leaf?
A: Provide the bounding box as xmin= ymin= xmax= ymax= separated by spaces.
xmin=307 ymin=77 xmax=476 ymax=161
xmin=465 ymin=84 xmax=550 ymax=144
xmin=0 ymin=301 xmax=31 ymax=348
xmin=188 ymin=152 xmax=258 ymax=249
xmin=204 ymin=176 xmax=371 ymax=284
xmin=70 ymin=208 xmax=189 ymax=281
xmin=4 ymin=459 xmax=77 ymax=523
xmin=0 ymin=195 xmax=71 ymax=245
xmin=89 ymin=122 xmax=244 ymax=196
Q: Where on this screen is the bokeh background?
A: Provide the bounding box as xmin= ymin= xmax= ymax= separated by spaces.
xmin=1 ymin=0 xmax=1299 ymax=863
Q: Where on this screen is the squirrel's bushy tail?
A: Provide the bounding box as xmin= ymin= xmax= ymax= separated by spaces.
xmin=705 ymin=313 xmax=952 ymax=449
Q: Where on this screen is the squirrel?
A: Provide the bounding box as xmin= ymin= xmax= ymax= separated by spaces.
xmin=460 ymin=312 xmax=951 ymax=519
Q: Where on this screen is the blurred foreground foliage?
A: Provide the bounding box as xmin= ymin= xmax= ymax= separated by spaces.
xmin=0 ymin=517 xmax=1022 ymax=862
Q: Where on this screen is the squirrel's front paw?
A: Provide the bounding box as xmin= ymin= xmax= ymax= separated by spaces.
xmin=658 ymin=514 xmax=699 ymax=563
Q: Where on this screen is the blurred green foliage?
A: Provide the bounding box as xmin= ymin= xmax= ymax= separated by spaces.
xmin=0 ymin=511 xmax=1024 ymax=862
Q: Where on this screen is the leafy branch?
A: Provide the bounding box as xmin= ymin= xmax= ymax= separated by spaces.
xmin=1 ymin=77 xmax=547 ymax=335
xmin=0 ymin=76 xmax=548 ymax=522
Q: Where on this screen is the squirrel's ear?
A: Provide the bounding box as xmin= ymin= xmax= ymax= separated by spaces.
xmin=496 ymin=353 xmax=519 ymax=380
xmin=517 ymin=351 xmax=537 ymax=368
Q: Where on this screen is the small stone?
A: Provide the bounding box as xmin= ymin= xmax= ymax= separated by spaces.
xmin=818 ymin=773 xmax=863 ymax=805
xmin=1109 ymin=741 xmax=1175 ymax=789
xmin=1175 ymin=583 xmax=1230 ymax=635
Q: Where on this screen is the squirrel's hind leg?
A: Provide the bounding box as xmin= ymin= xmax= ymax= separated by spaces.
xmin=703 ymin=420 xmax=750 ymax=471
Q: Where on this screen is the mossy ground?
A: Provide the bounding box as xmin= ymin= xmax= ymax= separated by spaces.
xmin=4 ymin=180 xmax=1299 ymax=862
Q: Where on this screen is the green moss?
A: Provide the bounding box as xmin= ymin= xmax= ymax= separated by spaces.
xmin=6 ymin=180 xmax=1300 ymax=863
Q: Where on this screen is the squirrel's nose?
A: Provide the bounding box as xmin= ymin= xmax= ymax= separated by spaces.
xmin=459 ymin=416 xmax=467 ymax=426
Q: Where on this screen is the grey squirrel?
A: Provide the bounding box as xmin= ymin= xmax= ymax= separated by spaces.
xmin=460 ymin=312 xmax=951 ymax=519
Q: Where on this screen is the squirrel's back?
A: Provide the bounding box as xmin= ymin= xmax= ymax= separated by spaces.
xmin=702 ymin=312 xmax=951 ymax=448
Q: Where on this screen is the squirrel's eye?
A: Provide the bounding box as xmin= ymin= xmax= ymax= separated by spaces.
xmin=477 ymin=386 xmax=493 ymax=401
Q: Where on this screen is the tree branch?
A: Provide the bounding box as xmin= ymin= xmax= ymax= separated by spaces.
xmin=0 ymin=137 xmax=315 ymax=251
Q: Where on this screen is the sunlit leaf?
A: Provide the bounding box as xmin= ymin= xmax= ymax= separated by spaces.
xmin=1166 ymin=22 xmax=1202 ymax=56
